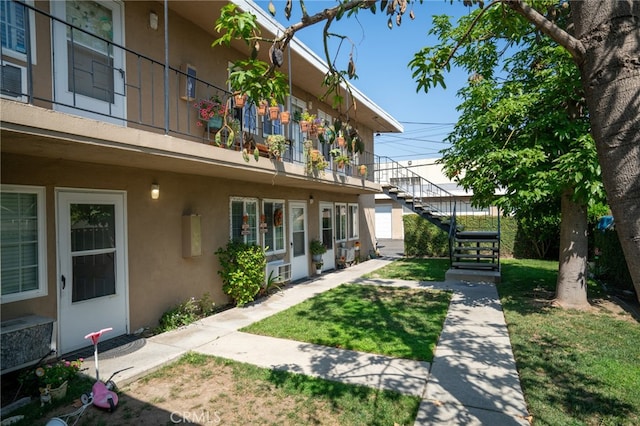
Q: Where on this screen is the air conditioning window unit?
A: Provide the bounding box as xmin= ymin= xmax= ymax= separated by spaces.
xmin=265 ymin=260 xmax=291 ymax=284
xmin=1 ymin=61 xmax=27 ymax=102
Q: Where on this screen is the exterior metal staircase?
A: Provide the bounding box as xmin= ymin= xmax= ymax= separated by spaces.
xmin=375 ymin=157 xmax=501 ymax=276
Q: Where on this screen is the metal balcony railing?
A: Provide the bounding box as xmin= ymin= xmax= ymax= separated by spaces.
xmin=1 ymin=1 xmax=375 ymax=181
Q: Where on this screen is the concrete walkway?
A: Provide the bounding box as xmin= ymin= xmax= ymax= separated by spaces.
xmin=82 ymin=258 xmax=530 ymax=425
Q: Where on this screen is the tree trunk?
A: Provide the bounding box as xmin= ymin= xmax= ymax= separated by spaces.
xmin=554 ymin=188 xmax=590 ymax=309
xmin=571 ymin=0 xmax=640 ymax=303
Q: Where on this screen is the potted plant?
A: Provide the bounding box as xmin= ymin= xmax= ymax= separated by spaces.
xmin=300 ymin=110 xmax=316 ymax=132
xmin=358 ymin=164 xmax=368 ymax=176
xmin=22 ymin=358 xmax=84 ymax=401
xmin=233 ymin=92 xmax=247 ymax=108
xmin=315 ymin=261 xmax=323 ymax=275
xmin=310 ymin=239 xmax=327 ymax=262
xmin=265 ymin=134 xmax=287 ymax=159
xmin=194 ymin=96 xmax=226 ymax=130
xmin=257 ymin=99 xmax=268 ymax=116
xmin=280 ymin=110 xmax=291 ymax=124
xmin=330 ymin=149 xmax=351 ymax=168
xmin=269 ymin=98 xmax=280 ymax=120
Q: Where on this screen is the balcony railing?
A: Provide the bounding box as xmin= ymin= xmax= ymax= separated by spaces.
xmin=2 ymin=1 xmax=375 ymax=182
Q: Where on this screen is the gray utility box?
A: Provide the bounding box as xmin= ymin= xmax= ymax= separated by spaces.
xmin=1 ymin=315 xmax=54 ymax=373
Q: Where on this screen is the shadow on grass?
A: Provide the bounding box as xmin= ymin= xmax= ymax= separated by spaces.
xmin=499 ymin=259 xmax=640 ymax=425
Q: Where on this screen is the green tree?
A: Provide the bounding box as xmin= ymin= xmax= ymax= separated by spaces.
xmin=213 ymin=0 xmax=640 ymax=303
xmin=424 ymin=8 xmax=604 ymax=308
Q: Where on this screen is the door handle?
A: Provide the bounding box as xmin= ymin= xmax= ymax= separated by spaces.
xmin=61 ymin=275 xmax=66 ymax=289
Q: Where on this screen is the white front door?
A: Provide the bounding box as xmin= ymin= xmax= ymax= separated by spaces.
xmin=51 ymin=1 xmax=126 ymax=124
xmin=319 ymin=202 xmax=335 ymax=271
xmin=289 ymin=202 xmax=308 ymax=280
xmin=57 ymin=190 xmax=128 ymax=354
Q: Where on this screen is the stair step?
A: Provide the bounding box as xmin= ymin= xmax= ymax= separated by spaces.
xmin=456 ymin=231 xmax=499 ymax=239
xmin=453 ymin=254 xmax=498 ymax=259
xmin=455 ymin=239 xmax=499 ymax=244
xmin=452 ymin=262 xmax=499 ymax=270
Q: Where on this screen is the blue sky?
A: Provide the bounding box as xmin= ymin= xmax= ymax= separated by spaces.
xmin=253 ymin=0 xmax=476 ymax=161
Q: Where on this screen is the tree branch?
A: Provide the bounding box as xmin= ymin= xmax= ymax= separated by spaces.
xmin=504 ymin=0 xmax=585 ymax=63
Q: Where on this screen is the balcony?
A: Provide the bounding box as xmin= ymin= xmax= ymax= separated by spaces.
xmin=1 ymin=1 xmax=380 ymax=194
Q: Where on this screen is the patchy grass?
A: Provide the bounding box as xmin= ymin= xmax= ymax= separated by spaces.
xmin=23 ymin=353 xmax=420 ymax=426
xmin=242 ymin=283 xmax=451 ymax=362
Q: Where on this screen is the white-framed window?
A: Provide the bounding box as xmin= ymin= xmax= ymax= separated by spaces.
xmin=230 ymin=197 xmax=258 ymax=245
xmin=262 ymin=104 xmax=283 ymax=136
xmin=348 ymin=203 xmax=359 ymax=240
xmin=289 ymin=96 xmax=306 ymax=163
xmin=335 ymin=202 xmax=347 ymax=242
xmin=1 ymin=185 xmax=47 ymax=303
xmin=262 ymin=199 xmax=285 ymax=253
xmin=0 ymin=0 xmax=36 ymax=62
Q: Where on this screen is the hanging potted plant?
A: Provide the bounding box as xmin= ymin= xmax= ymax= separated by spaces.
xmin=257 ymin=100 xmax=268 ymax=116
xmin=265 ymin=134 xmax=287 ymax=159
xmin=194 ymin=96 xmax=226 ymax=130
xmin=358 ymin=164 xmax=368 ymax=176
xmin=336 ymin=132 xmax=346 ymax=147
xmin=300 ymin=110 xmax=315 ymax=133
xmin=234 ymin=92 xmax=247 ymax=108
xmin=269 ymin=99 xmax=280 ymax=121
xmin=280 ymin=110 xmax=291 ymax=124
xmin=310 ymin=239 xmax=327 ymax=262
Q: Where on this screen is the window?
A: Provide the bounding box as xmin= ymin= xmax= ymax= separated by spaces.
xmin=348 ymin=203 xmax=359 ymax=239
xmin=335 ymin=203 xmax=347 ymax=242
xmin=262 ymin=104 xmax=283 ymax=136
xmin=1 ymin=0 xmax=35 ymax=62
xmin=262 ymin=200 xmax=285 ymax=253
xmin=230 ymin=198 xmax=258 ymax=245
xmin=1 ymin=185 xmax=47 ymax=303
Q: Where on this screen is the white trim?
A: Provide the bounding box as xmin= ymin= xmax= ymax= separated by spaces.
xmin=0 ymin=184 xmax=48 ymax=304
xmin=262 ymin=198 xmax=286 ymax=254
xmin=0 ymin=0 xmax=37 ymax=64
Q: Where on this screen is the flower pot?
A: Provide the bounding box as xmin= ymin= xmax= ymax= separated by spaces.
xmin=49 ymin=381 xmax=68 ymax=400
xmin=257 ymin=101 xmax=268 ymax=116
xmin=300 ymin=120 xmax=310 ymax=132
xmin=316 ymin=268 xmax=322 ymax=275
xmin=359 ymin=165 xmax=367 ymax=176
xmin=312 ymin=254 xmax=323 ymax=262
xmin=280 ymin=111 xmax=291 ymax=124
xmin=269 ymin=106 xmax=280 ymax=120
xmin=337 ymin=136 xmax=345 ymax=147
xmin=207 ymin=115 xmax=223 ymax=130
xmin=234 ymin=94 xmax=246 ymax=108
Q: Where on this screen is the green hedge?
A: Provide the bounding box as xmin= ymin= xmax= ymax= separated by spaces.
xmin=403 ymin=214 xmax=516 ymax=258
xmin=593 ymin=229 xmax=634 ymax=293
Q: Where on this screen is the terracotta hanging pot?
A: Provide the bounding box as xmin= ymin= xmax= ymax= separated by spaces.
xmin=300 ymin=120 xmax=310 ymax=132
xmin=234 ymin=93 xmax=247 ymax=108
xmin=280 ymin=110 xmax=291 ymax=124
xmin=257 ymin=100 xmax=268 ymax=116
xmin=337 ymin=135 xmax=345 ymax=147
xmin=269 ymin=106 xmax=280 ymax=121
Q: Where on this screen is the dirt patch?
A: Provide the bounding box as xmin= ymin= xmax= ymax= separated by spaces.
xmin=31 ymin=357 xmax=345 ymax=426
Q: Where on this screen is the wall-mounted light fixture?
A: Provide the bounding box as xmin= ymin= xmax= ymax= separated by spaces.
xmin=149 ymin=11 xmax=158 ymax=30
xmin=151 ymin=183 xmax=160 ymax=200
xmin=309 ymin=195 xmax=314 ymax=204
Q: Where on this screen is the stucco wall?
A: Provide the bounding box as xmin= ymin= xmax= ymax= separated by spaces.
xmin=1 ymin=153 xmax=365 ymax=331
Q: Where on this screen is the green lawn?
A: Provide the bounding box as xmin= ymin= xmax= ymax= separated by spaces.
xmin=367 ymin=257 xmax=640 ymax=426
xmin=242 ymin=283 xmax=451 ymax=362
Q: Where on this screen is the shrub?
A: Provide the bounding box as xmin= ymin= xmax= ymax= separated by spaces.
xmin=158 ymin=293 xmax=216 ymax=332
xmin=215 ymin=240 xmax=266 ymax=306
